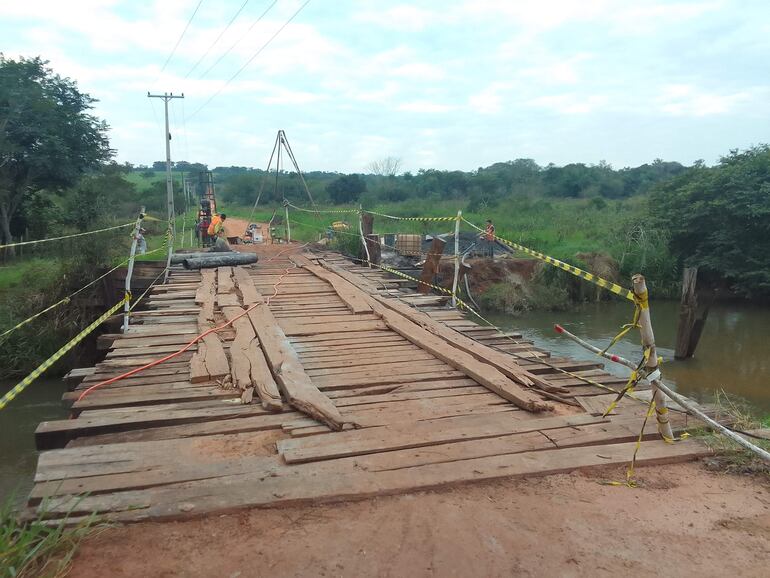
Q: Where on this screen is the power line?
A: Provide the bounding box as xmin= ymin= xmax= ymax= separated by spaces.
xmin=189 ymin=0 xmax=312 ymax=119
xmin=185 ymin=0 xmax=251 ymax=78
xmin=158 ymin=0 xmax=206 ymax=76
xmin=198 ymin=0 xmax=279 ymax=80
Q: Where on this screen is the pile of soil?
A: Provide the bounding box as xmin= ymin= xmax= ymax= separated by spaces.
xmin=437 ymin=257 xmax=539 ymax=294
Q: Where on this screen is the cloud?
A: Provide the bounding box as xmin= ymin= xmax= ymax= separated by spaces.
xmin=527 ymin=93 xmax=609 ymax=115
xmin=656 ymin=84 xmax=752 ymax=116
xmin=397 ymin=101 xmax=455 ymax=114
xmin=353 ymin=4 xmax=440 ymax=32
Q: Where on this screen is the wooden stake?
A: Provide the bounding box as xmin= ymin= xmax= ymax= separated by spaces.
xmin=451 ymin=210 xmax=462 ymax=307
xmin=632 ymin=274 xmax=674 ymax=440
xmin=418 ymin=236 xmax=446 ymax=294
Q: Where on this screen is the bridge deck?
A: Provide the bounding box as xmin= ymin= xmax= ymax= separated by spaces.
xmin=26 ymin=246 xmax=707 ymax=523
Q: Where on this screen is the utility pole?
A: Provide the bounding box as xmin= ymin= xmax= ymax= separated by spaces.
xmin=147 ymin=91 xmax=184 ymax=282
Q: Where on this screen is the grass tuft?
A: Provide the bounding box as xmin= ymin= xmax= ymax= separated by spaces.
xmin=691 ymin=390 xmax=770 ymax=478
xmin=0 ymin=494 xmax=105 ymax=578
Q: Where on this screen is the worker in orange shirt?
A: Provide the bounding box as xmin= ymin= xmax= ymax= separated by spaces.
xmin=207 ymin=213 xmax=226 ymax=238
xmin=480 ymin=218 xmax=495 ymax=258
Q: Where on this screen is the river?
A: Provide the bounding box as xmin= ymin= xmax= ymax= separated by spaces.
xmin=0 ymin=379 xmax=68 ymax=507
xmin=1 ymin=301 xmax=768 ymax=509
xmin=487 ymin=300 xmax=770 ymax=414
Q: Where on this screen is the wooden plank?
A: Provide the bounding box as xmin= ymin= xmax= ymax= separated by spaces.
xmin=314 ymin=369 xmax=468 ymax=391
xmin=217 ymin=267 xmax=234 ymax=294
xmin=277 ymin=413 xmax=604 ymax=464
xmin=35 ymin=403 xmax=275 ymax=450
xmin=280 ymin=319 xmax=388 ymax=337
xmin=232 ymin=267 xmax=261 ymax=305
xmin=237 ymin=277 xmax=346 ymax=431
xmin=65 ymin=411 xmax=301 ymax=446
xmin=290 ymin=253 xmax=373 ymax=314
xmin=222 ymin=306 xmax=283 ymax=411
xmin=373 ymin=295 xmax=563 ymax=393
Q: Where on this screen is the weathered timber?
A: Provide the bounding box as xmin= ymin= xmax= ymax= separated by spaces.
xmin=236 ymin=274 xmax=346 ymax=430
xmin=308 ymin=261 xmax=550 ymax=411
xmin=675 ymin=266 xmax=715 ymax=359
xmin=189 ymin=274 xmax=229 ymax=383
xmin=278 ymin=412 xmax=604 ymax=464
xmin=418 ymin=236 xmax=446 ymax=294
xmin=289 ymin=254 xmax=372 ymax=314
xmin=222 ymin=306 xmax=282 ymax=411
xmin=371 ymin=295 xmax=565 ymax=393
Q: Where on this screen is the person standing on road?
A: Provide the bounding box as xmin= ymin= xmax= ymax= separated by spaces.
xmin=481 ymin=219 xmax=495 ymax=258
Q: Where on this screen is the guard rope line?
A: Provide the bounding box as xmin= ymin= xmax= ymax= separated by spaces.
xmin=0 ymin=221 xmax=136 ymax=250
xmin=363 ymin=208 xmax=457 ymax=222
xmin=0 ymin=293 xmax=131 ymax=410
xmin=0 ymin=245 xmax=167 ymax=342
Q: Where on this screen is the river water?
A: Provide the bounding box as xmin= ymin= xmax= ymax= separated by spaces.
xmin=487 ymin=300 xmax=770 ymax=414
xmin=0 ymin=301 xmax=767 ymax=508
xmin=0 ymin=379 xmax=68 ymax=507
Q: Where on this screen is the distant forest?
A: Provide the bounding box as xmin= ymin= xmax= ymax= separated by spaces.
xmin=135 ymin=158 xmax=689 ymax=210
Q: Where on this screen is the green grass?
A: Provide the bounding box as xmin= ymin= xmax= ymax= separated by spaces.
xmin=123 ymin=170 xmax=166 ymax=188
xmin=208 ymin=196 xmax=676 ymax=293
xmin=0 ymin=259 xmax=61 ymax=293
xmin=0 ymin=494 xmax=105 ymax=578
xmin=690 ymin=390 xmax=770 ymax=477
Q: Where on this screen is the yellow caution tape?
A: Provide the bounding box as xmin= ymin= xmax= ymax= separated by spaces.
xmin=365 ymin=209 xmax=458 ymax=222
xmin=0 ymin=293 xmax=130 ymax=410
xmin=0 ymin=222 xmax=136 ymax=250
xmin=287 ymin=203 xmax=359 ymax=215
xmin=462 ymin=217 xmax=636 ymax=302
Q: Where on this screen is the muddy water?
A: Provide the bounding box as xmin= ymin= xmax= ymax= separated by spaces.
xmin=0 ymin=379 xmax=68 ymax=507
xmin=487 ymin=300 xmax=770 ymax=414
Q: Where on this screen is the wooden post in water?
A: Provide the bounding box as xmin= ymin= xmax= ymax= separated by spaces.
xmin=632 ymin=274 xmax=674 ymax=440
xmin=451 ymin=210 xmax=462 ymax=307
xmin=675 ymin=266 xmax=714 ymax=359
xmin=418 ymin=236 xmax=446 ymax=294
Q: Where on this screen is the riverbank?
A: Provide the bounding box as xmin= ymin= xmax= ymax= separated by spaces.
xmin=67 ymin=461 xmax=769 ymax=577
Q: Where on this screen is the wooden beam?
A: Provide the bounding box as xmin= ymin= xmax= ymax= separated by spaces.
xmin=418 ymin=236 xmax=446 ymax=294
xmin=222 ymin=306 xmax=282 ymax=411
xmin=233 ymin=269 xmax=346 ymax=430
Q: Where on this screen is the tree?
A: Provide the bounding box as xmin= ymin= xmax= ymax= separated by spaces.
xmin=0 ymin=56 xmax=111 ymax=251
xmin=366 ymin=156 xmax=402 ymax=176
xmin=326 ymin=174 xmax=366 ymax=204
xmin=649 ymin=145 xmax=770 ymax=298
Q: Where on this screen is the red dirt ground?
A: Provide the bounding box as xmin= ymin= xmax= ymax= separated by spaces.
xmin=69 ymin=462 xmax=769 ymax=577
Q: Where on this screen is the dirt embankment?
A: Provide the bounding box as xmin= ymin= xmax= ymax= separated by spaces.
xmin=69 ymin=462 xmax=769 ymax=577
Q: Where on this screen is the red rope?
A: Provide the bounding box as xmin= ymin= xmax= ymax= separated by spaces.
xmin=76 ymin=245 xmax=306 ymax=403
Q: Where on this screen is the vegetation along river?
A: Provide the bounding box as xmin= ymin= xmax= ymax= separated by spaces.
xmin=1 ymin=300 xmax=768 ymax=507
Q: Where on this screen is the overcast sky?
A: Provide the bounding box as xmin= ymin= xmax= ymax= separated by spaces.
xmin=3 ymin=0 xmax=769 ymax=172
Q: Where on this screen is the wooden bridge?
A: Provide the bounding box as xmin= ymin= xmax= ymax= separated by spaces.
xmin=25 ymin=244 xmax=708 ymax=523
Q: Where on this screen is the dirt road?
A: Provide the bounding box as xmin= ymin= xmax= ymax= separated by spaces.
xmin=69 ymin=462 xmax=769 ymax=577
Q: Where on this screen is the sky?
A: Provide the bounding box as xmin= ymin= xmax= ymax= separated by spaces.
xmin=2 ymin=0 xmax=769 ymax=173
